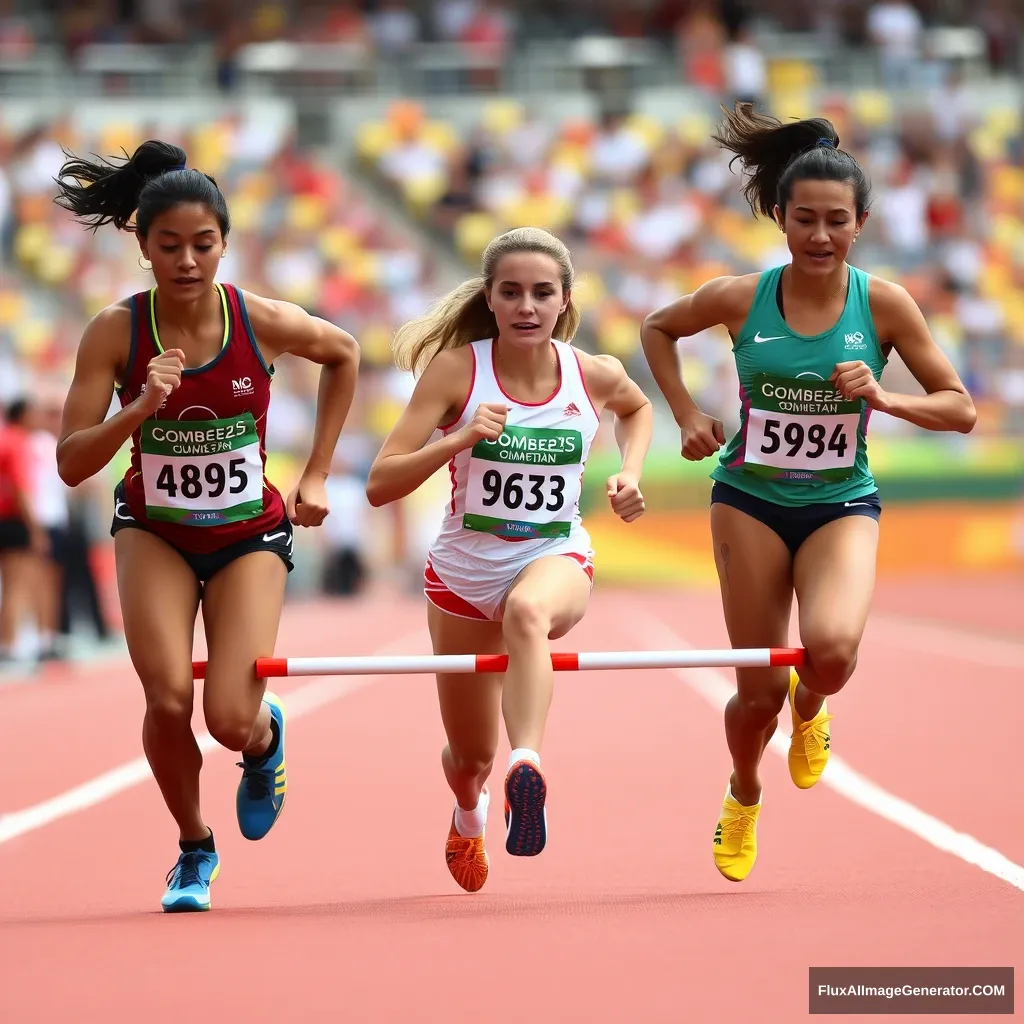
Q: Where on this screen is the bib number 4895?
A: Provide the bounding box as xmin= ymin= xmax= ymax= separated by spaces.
xmin=156 ymin=458 xmax=249 ymax=500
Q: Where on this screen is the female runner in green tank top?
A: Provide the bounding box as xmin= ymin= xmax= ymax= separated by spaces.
xmin=641 ymin=104 xmax=977 ymax=883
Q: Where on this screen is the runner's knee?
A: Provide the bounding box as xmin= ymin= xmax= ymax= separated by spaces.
xmin=205 ymin=705 xmax=261 ymax=752
xmin=732 ymin=684 xmax=788 ymax=727
xmin=502 ymin=591 xmax=550 ymax=643
xmin=804 ymin=633 xmax=859 ymax=694
xmin=143 ymin=680 xmax=194 ymax=729
xmin=448 ymin=749 xmax=494 ymax=781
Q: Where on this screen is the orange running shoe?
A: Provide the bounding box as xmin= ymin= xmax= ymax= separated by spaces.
xmin=446 ymin=809 xmax=489 ymax=893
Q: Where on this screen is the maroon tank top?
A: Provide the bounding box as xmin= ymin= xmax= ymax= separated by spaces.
xmin=117 ymin=283 xmax=286 ymax=554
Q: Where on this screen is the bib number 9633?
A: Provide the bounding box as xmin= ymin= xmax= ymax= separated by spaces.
xmin=479 ymin=469 xmax=566 ymax=513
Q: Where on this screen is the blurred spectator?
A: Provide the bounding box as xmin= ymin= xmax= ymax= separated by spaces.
xmin=866 ymin=0 xmax=924 ymax=88
xmin=28 ymin=390 xmax=68 ymax=661
xmin=0 ymin=397 xmax=46 ymax=664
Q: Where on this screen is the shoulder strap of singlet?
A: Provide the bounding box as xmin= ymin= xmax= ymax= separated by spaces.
xmin=735 ymin=266 xmax=784 ymax=342
xmin=119 ymin=291 xmax=152 ymax=392
xmin=222 ymin=283 xmax=273 ymax=378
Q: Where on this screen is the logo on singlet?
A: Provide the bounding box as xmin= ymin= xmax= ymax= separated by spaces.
xmin=844 ymin=331 xmax=867 ymax=351
xmin=753 ymin=332 xmax=787 ymax=344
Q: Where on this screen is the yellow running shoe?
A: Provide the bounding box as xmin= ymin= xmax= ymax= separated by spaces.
xmin=446 ymin=809 xmax=489 ymax=893
xmin=788 ymin=669 xmax=833 ymax=789
xmin=713 ymin=785 xmax=761 ymax=882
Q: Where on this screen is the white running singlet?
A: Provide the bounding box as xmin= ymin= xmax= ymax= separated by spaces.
xmin=426 ymin=338 xmax=600 ymax=620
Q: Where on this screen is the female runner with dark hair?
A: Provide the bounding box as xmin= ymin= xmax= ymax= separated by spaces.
xmin=54 ymin=140 xmax=360 ymax=911
xmin=641 ymin=104 xmax=976 ymax=883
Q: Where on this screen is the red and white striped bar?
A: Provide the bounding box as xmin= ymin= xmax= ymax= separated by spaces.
xmin=192 ymin=647 xmax=804 ymax=679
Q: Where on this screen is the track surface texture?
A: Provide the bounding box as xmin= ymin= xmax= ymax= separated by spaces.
xmin=1 ymin=574 xmax=1020 ymax=1022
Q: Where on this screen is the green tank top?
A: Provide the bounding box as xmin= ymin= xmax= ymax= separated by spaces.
xmin=711 ymin=264 xmax=888 ymax=506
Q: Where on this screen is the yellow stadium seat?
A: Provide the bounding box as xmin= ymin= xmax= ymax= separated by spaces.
xmin=369 ymin=396 xmax=406 ymax=436
xmin=320 ymin=226 xmax=361 ymax=264
xmin=679 ymin=355 xmax=709 ymax=392
xmin=402 ymin=172 xmax=449 ymax=216
xmin=287 ymin=194 xmax=328 ymax=231
xmin=610 ymin=188 xmax=641 ymax=225
xmin=454 ymin=212 xmax=500 ymax=262
xmin=597 ymin=314 xmax=638 ymax=358
xmin=500 ymin=194 xmax=572 ymax=232
xmin=14 ymin=319 xmax=49 ymax=359
xmin=98 ymin=123 xmax=141 ymax=161
xmin=228 ymin=195 xmax=262 ymax=233
xmin=549 ymin=141 xmax=591 ymax=177
xmin=850 ymin=90 xmax=893 ymax=129
xmin=989 ymin=166 xmax=1024 ymax=204
xmin=420 ymin=120 xmax=460 ymax=155
xmin=969 ymin=124 xmax=1007 ymax=163
xmin=677 ymin=112 xmax=714 ymax=146
xmin=252 ymin=2 xmax=288 ymax=35
xmin=190 ymin=122 xmax=231 ymax=178
xmin=481 ymin=99 xmax=524 ymax=136
xmin=0 ymin=290 xmax=25 ymax=326
xmin=767 ymin=58 xmax=818 ymax=92
xmin=569 ymin=272 xmax=606 ymax=312
xmin=236 ymin=171 xmax=276 ymax=202
xmin=14 ymin=224 xmax=49 ymax=272
xmin=355 ymin=121 xmax=396 ymax=164
xmin=37 ymin=248 xmax=76 ymax=285
xmin=623 ymin=113 xmax=664 ymax=150
xmin=347 ymin=250 xmax=379 ymax=287
xmin=359 ymin=323 xmax=394 ymax=367
xmin=770 ymin=88 xmax=812 ymax=123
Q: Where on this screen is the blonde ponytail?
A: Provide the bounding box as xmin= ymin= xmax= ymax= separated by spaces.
xmin=391 ymin=227 xmax=582 ymax=376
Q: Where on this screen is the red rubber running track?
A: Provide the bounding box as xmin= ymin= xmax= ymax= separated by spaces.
xmin=1 ymin=576 xmax=1021 ymax=1021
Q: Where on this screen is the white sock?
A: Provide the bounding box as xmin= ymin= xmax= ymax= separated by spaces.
xmin=454 ymin=787 xmax=489 ymax=839
xmin=508 ymin=748 xmax=540 ymax=772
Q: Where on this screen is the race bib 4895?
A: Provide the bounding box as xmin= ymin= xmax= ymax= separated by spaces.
xmin=140 ymin=414 xmax=264 ymax=526
xmin=742 ymin=374 xmax=862 ymax=482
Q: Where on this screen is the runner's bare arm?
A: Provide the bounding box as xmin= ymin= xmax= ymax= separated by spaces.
xmin=56 ymin=306 xmax=171 ymax=487
xmin=366 ymin=349 xmax=494 ymax=507
xmin=848 ymin=279 xmax=977 ymax=433
xmin=581 ymin=353 xmax=653 ymax=481
xmin=244 ymin=294 xmax=361 ymax=480
xmin=640 ymin=276 xmax=755 ymax=427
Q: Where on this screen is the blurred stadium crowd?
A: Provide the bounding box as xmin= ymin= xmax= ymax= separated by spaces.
xmin=1 ymin=0 xmax=1022 ymax=670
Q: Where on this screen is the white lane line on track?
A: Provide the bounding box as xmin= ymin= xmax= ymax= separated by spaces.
xmin=634 ymin=614 xmax=1024 ymax=894
xmin=0 ymin=630 xmax=428 ymax=846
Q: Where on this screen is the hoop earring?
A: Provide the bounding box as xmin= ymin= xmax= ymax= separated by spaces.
xmin=138 ymin=255 xmax=152 ymax=271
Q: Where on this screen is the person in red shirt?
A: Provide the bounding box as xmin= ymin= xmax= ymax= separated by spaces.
xmin=53 ymin=139 xmax=361 ymax=912
xmin=0 ymin=397 xmax=48 ymax=662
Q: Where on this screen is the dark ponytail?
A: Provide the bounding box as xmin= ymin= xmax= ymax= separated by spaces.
xmin=712 ymin=102 xmax=872 ymax=221
xmin=53 ymin=139 xmax=231 ymax=238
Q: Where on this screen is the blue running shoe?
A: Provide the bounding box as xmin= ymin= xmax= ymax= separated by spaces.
xmin=236 ymin=691 xmax=287 ymax=841
xmin=161 ymin=849 xmax=220 ymax=912
xmin=504 ymin=760 xmax=547 ymax=856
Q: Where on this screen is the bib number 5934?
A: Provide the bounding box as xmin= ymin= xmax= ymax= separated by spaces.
xmin=156 ymin=458 xmax=249 ymax=500
xmin=480 ymin=469 xmax=565 ymax=512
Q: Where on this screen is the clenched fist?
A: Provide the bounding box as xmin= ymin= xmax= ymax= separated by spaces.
xmin=830 ymin=360 xmax=890 ymax=411
xmin=679 ymin=409 xmax=726 ymax=461
xmin=140 ymin=348 xmax=185 ymax=414
xmin=456 ymin=402 xmax=508 ymax=450
xmin=607 ymin=472 xmax=645 ymax=523
xmin=287 ymin=471 xmax=330 ymax=528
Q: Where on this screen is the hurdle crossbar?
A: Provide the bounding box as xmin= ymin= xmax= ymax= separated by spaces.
xmin=191 ymin=647 xmax=804 ymax=680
